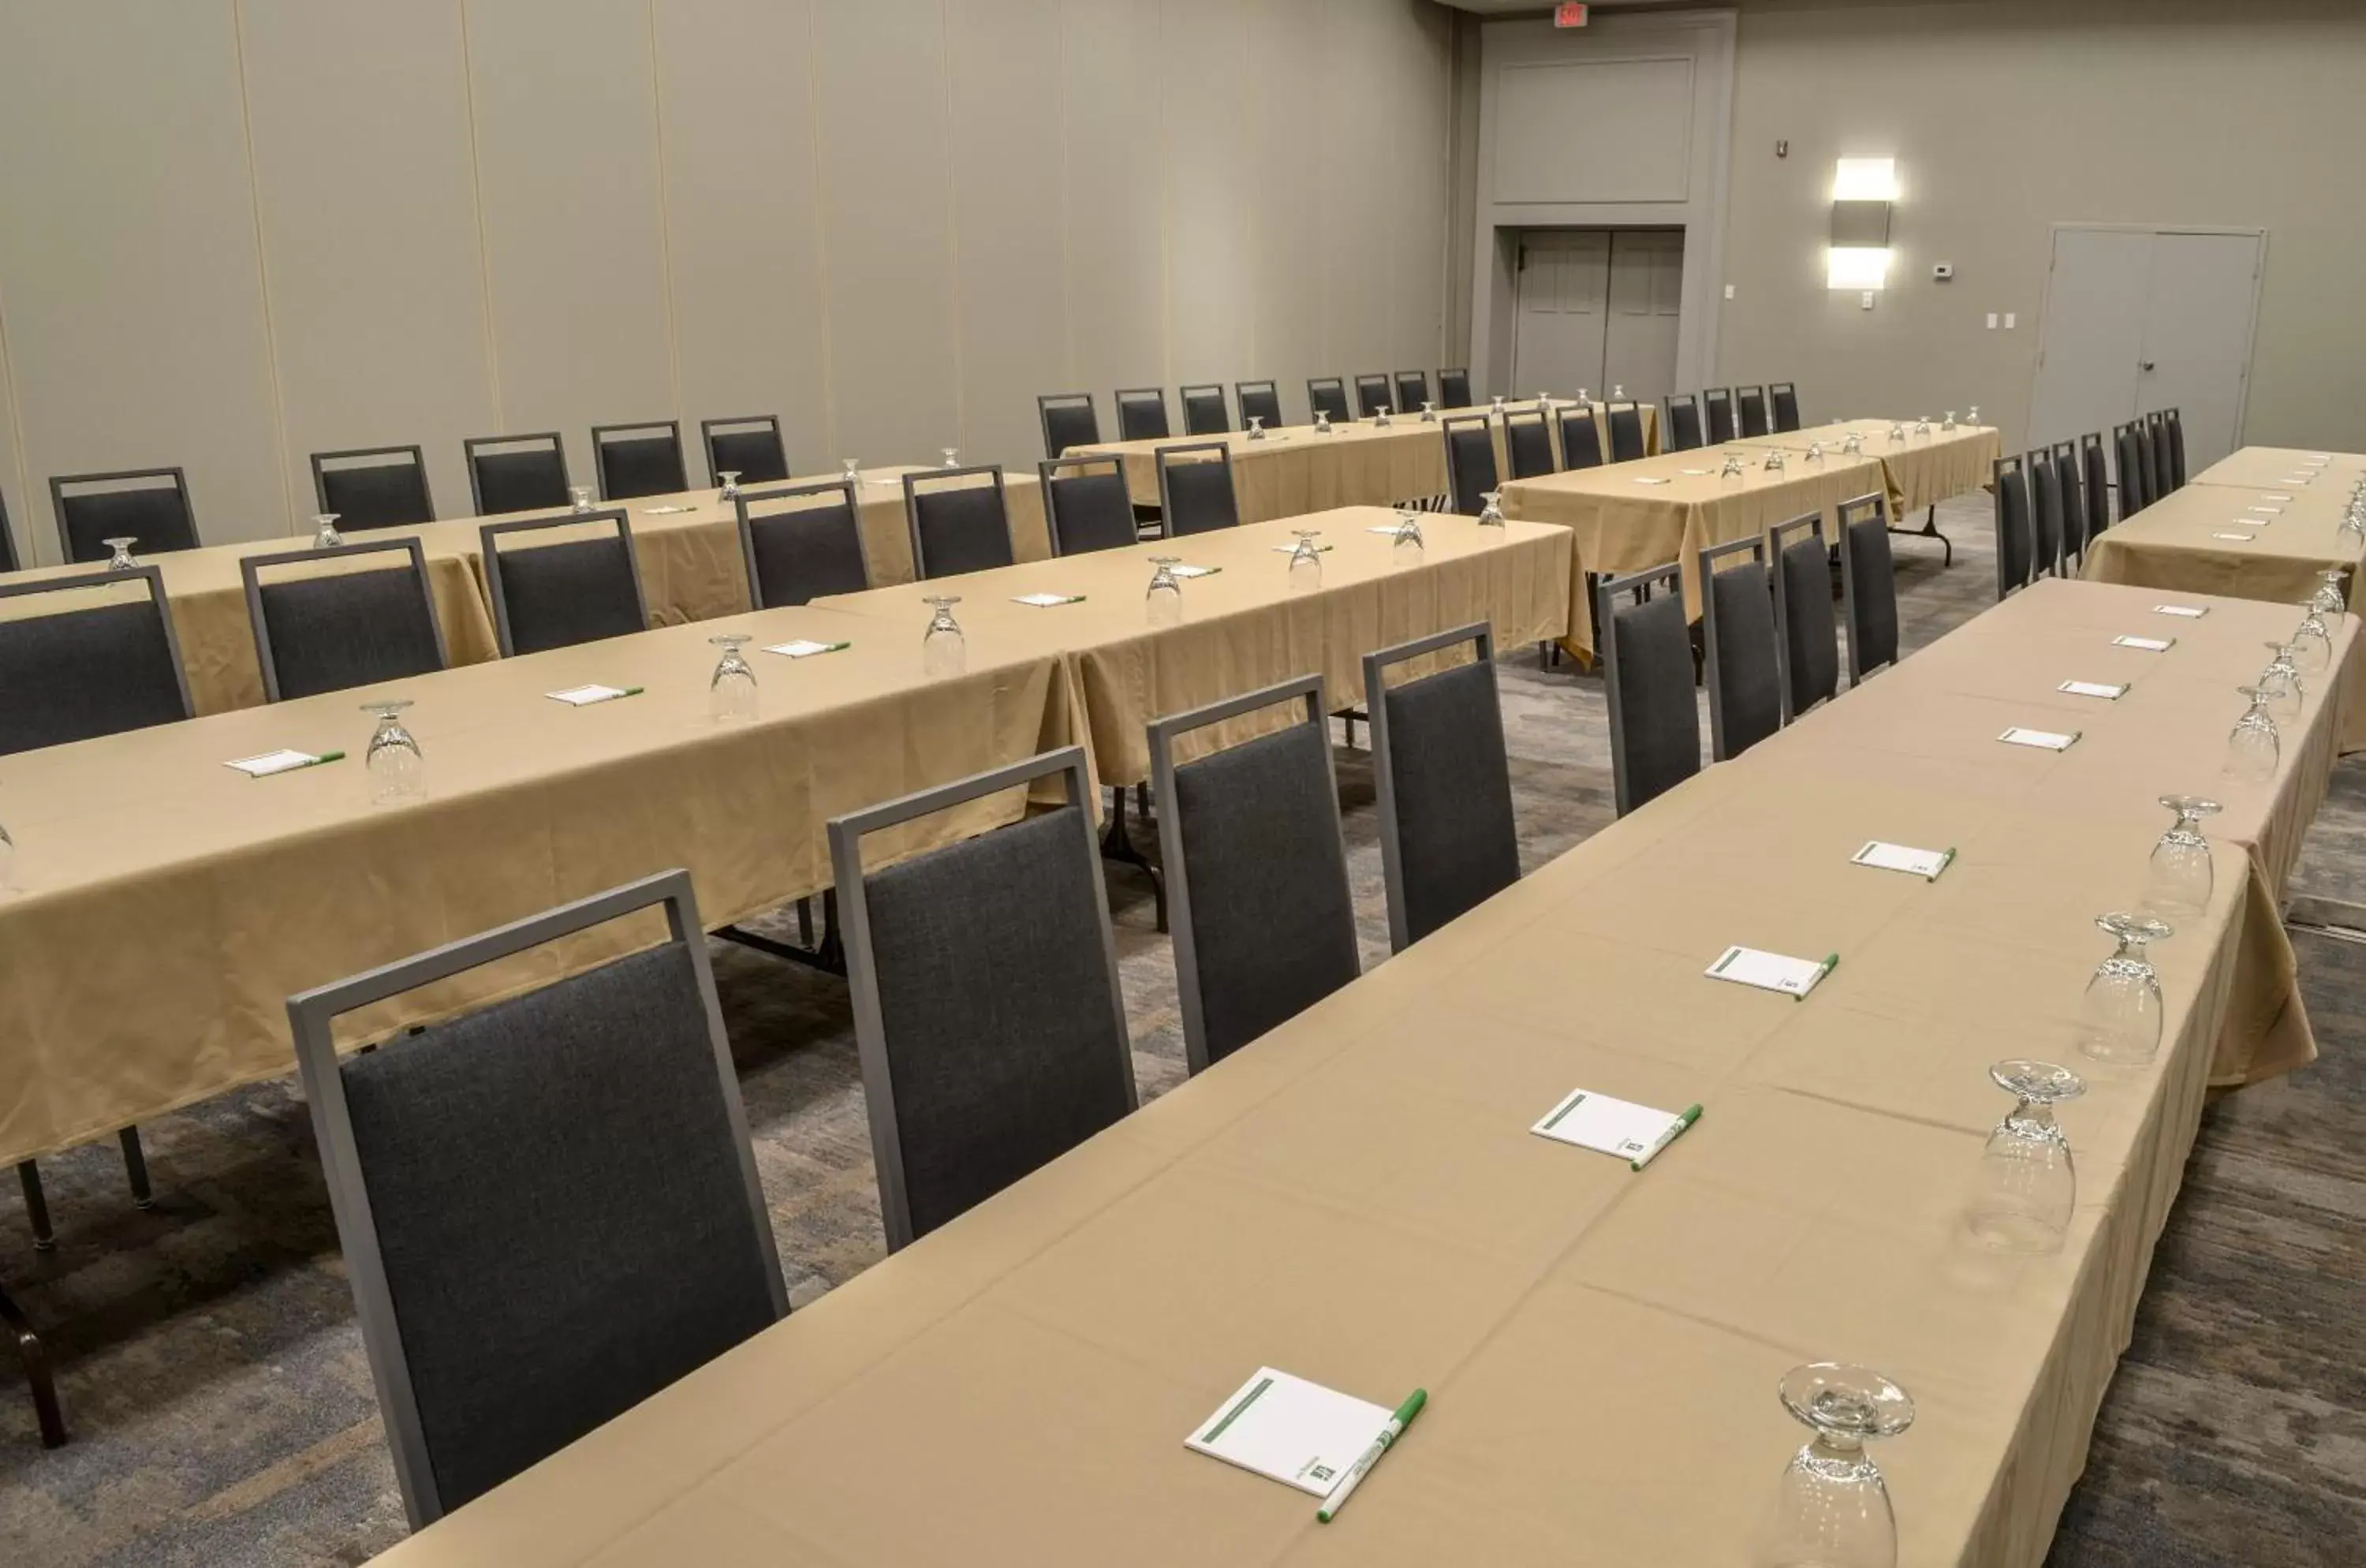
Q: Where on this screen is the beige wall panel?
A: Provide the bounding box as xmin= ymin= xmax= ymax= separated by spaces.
xmin=241 ymin=0 xmax=497 ymax=528
xmin=1245 ymin=0 xmax=1331 ymax=425
xmin=1383 ymin=0 xmax=1453 ymax=375
xmin=811 ymin=1 xmax=961 ymax=466
xmin=1319 ymin=0 xmax=1400 ymax=384
xmin=946 ymin=0 xmax=1069 ymax=472
xmin=1061 ymin=0 xmax=1167 ymax=404
xmin=651 ymin=0 xmax=833 ymax=478
xmin=0 ymin=2 xmax=284 ymax=555
xmin=465 ymin=0 xmax=675 ymax=488
xmin=0 ymin=301 xmax=28 ymax=567
xmin=1160 ymin=0 xmax=1254 ymax=389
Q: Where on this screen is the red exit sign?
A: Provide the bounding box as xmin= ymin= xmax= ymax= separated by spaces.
xmin=1554 ymin=2 xmax=1589 ymax=26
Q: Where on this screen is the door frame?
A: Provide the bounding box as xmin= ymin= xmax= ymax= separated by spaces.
xmin=2028 ymin=222 xmax=2267 ymax=450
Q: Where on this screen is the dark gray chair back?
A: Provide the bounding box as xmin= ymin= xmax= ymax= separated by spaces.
xmin=1596 ymin=563 xmax=1697 ymax=816
xmin=1770 ymin=382 xmax=1801 ymax=433
xmin=1236 ymin=380 xmax=1284 ymax=431
xmin=312 ymin=446 xmax=435 ymax=531
xmin=1607 ymin=402 xmax=1646 ymax=462
xmin=592 ymin=421 xmax=689 ymax=502
xmin=1115 ymin=387 xmax=1170 ymax=442
xmin=286 ymin=870 xmax=787 ymax=1529
xmin=1306 ymin=377 xmax=1352 ymax=424
xmin=1039 ymin=457 xmax=1140 ymax=557
xmin=1437 ymin=368 xmax=1472 ymax=409
xmin=1156 ymin=442 xmax=1241 ymax=537
xmin=1442 ymin=416 xmax=1500 ymax=514
xmin=2115 ymin=421 xmax=2151 ymax=513
xmin=2079 ymin=433 xmax=2111 ymax=536
xmin=0 ymin=487 xmax=17 ymax=573
xmin=2163 ymin=408 xmax=2187 ymax=488
xmin=700 ymin=415 xmax=789 ymax=487
xmin=1703 ymin=387 xmax=1737 ymax=443
xmin=1835 ymin=492 xmax=1897 ymax=684
xmin=2029 ymin=447 xmax=2064 ymax=576
xmin=0 ymin=566 xmax=192 ymax=755
xmin=902 ymin=465 xmax=1014 ymax=579
xmin=2146 ymin=410 xmax=2174 ymax=497
xmin=1504 ymin=412 xmax=1556 ymax=480
xmin=829 ymin=749 xmax=1135 ymax=1251
xmin=1558 ymin=406 xmax=1605 ymax=470
xmin=1697 ymin=536 xmax=1780 ymax=763
xmin=49 ymin=468 xmax=200 ymax=563
xmin=1771 ymin=514 xmax=1838 ymax=719
xmin=1664 ymin=394 xmax=1704 ymax=452
xmin=1993 ymin=457 xmax=2032 ymax=599
xmin=1037 ymin=394 xmax=1100 ymax=460
xmin=1394 ymin=371 xmax=1431 ymax=417
xmin=1151 ymin=675 xmax=1360 ymax=1074
xmin=1737 ymin=386 xmax=1771 ymax=438
xmin=1180 ymin=384 xmax=1230 ymax=437
xmin=2052 ymin=441 xmax=2087 ymax=567
xmin=1353 ymin=374 xmax=1393 ymax=418
xmin=1364 ymin=624 xmax=1518 ymax=953
xmin=480 ymin=510 xmax=647 ymax=655
xmin=242 ymin=539 xmax=448 ymax=702
xmin=736 ymin=480 xmax=868 ymax=608
xmin=463 ymin=432 xmax=570 ymax=516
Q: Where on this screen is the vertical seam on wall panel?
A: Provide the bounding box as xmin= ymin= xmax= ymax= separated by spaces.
xmin=805 ymin=1 xmax=840 ymax=460
xmin=1156 ymin=0 xmax=1171 ymax=383
xmin=1435 ymin=10 xmax=1453 ymax=367
xmin=938 ymin=0 xmax=968 ymax=453
xmin=0 ymin=272 xmax=35 ymax=563
xmin=1241 ymin=0 xmax=1256 ymax=375
xmin=457 ymin=0 xmax=504 ymax=420
xmin=645 ymin=0 xmax=686 ymax=426
xmin=230 ymin=0 xmax=299 ymax=536
xmin=1058 ymin=2 xmax=1073 ymax=383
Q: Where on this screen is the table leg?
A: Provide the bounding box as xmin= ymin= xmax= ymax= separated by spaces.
xmin=1887 ymin=503 xmax=1954 ymax=566
xmin=0 ymin=1276 xmax=67 ymax=1447
xmin=1099 ymin=786 xmax=1166 ymax=933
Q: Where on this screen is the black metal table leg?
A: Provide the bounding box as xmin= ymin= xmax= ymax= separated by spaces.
xmin=0 ymin=1278 xmax=66 ymax=1447
xmin=1099 ymin=786 xmax=1166 ymax=932
xmin=16 ymin=1163 xmax=53 ymax=1251
xmin=719 ymin=888 xmax=845 ymax=976
xmin=1887 ymin=502 xmax=1953 ymax=566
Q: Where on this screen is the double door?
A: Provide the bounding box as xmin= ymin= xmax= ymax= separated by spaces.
xmin=1511 ymin=228 xmax=1684 ymax=407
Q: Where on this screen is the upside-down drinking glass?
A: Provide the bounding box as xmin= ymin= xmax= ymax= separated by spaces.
xmin=1755 ymin=1364 xmax=1915 ymax=1568
xmin=1806 ymin=441 xmax=1826 ymax=463
xmin=1315 ymin=411 xmax=1334 ymax=435
xmin=570 ymin=486 xmax=595 ymax=516
xmin=2144 ymin=795 xmax=2220 ymax=921
xmin=1476 ymin=491 xmax=1506 ymax=528
xmin=1246 ymin=416 xmax=1267 ymax=441
xmin=1610 ymin=383 xmax=1625 ymax=399
xmin=1966 ymin=1060 xmax=2084 ymax=1253
xmin=1391 ymin=507 xmax=1424 ymax=567
xmin=718 ymin=470 xmax=742 ymax=501
xmin=2309 ymin=569 xmax=2348 ymax=618
xmin=103 ymin=537 xmax=139 ymax=571
xmin=1968 ymin=404 xmax=1981 ymax=424
xmin=1843 ymin=431 xmax=1865 ymax=457
xmin=1763 ymin=449 xmax=1787 ymax=472
xmin=1288 ymin=529 xmax=1324 ymax=592
xmin=1490 ymin=395 xmax=1507 ymax=417
xmin=708 ymin=633 xmax=758 ymax=723
xmin=1373 ymin=405 xmax=1391 ymax=427
xmin=363 ymin=700 xmax=424 ymax=805
xmin=2078 ymin=912 xmax=2171 ymax=1066
xmin=1145 ymin=556 xmax=1184 ymax=627
xmin=921 ymin=595 xmax=965 ymax=676
xmin=1419 ymin=401 xmax=1437 ymax=423
xmin=2291 ymin=604 xmax=2335 ymax=678
xmin=940 ymin=447 xmax=960 ymax=469
xmin=2257 ymin=642 xmax=2304 ymax=723
xmin=841 ymin=457 xmax=862 ymax=487
xmin=1887 ymin=422 xmax=1907 ymax=442
xmin=2225 ymin=686 xmax=2279 ymax=783
xmin=1722 ymin=452 xmax=1748 ymax=478
xmin=1914 ymin=416 xmax=1932 ymax=435
xmin=311 ymin=513 xmax=345 ymax=550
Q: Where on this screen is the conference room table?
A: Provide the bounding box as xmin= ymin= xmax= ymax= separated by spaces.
xmin=1731 ymin=418 xmax=2002 ymax=517
xmin=1069 ymin=401 xmax=1661 ymax=522
xmin=2187 ymin=445 xmax=2364 ymax=491
xmin=364 ymin=578 xmax=2355 ymax=1568
xmin=0 ymin=467 xmax=1051 ymax=716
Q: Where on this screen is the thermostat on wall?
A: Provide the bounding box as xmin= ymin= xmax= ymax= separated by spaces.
xmin=1932 ymin=263 xmax=1956 ymax=282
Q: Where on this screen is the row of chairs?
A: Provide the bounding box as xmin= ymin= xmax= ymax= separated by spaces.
xmin=1440 ymin=403 xmax=1650 ymax=511
xmin=1664 ymin=383 xmax=1803 ymax=449
xmin=1991 ymin=409 xmax=2185 ymax=600
xmin=1598 ymin=494 xmax=1898 ymax=815
xmin=1037 ymin=371 xmax=1481 ymax=457
xmin=261 ymin=618 xmax=1520 ymax=1521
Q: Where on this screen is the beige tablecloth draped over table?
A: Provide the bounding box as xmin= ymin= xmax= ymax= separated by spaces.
xmin=1733 ymin=420 xmax=2002 ymax=517
xmin=365 ymin=581 xmax=2355 ymax=1568
xmin=2187 ymin=445 xmax=2364 ymax=491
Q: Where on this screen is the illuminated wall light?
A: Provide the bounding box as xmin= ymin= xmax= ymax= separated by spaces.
xmin=1828 ymin=158 xmax=1897 ymax=290
xmin=1827 ymin=247 xmax=1891 ymax=291
xmin=1832 ymin=157 xmax=1900 ymax=203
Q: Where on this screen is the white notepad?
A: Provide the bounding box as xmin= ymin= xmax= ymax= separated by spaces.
xmin=2277 ymin=476 xmax=2313 ymax=485
xmin=638 ymin=504 xmax=698 ymax=514
xmin=1011 ymin=592 xmax=1084 ymax=607
xmin=763 ymin=639 xmax=849 ymax=659
xmin=2153 ymin=604 xmax=2207 ymax=618
xmin=547 ymin=684 xmax=633 ymax=706
xmin=2058 ymin=680 xmax=2127 ymax=700
xmin=1170 ymin=563 xmax=1221 ymax=578
xmin=1707 ymin=945 xmax=1836 ymax=999
xmin=2114 ymin=635 xmax=2175 ymax=651
xmin=1367 ymin=525 xmax=1415 ymax=536
xmin=2248 ymin=506 xmax=2283 ymax=516
xmin=1852 ymin=841 xmax=1954 ymax=879
xmin=225 ymin=749 xmax=330 ymax=778
xmin=1999 ymin=726 xmax=2080 ymax=751
xmin=1531 ymin=1088 xmax=1685 ymax=1160
xmin=2262 ymin=493 xmax=2294 ymax=502
xmin=1632 ymin=476 xmax=1672 ymax=485
xmin=1678 ymin=467 xmax=1712 ymax=475
xmin=1185 ymin=1369 xmax=1389 ymax=1496
xmin=2211 ymin=532 xmax=2257 ymax=542
xmin=1271 ymin=543 xmax=1334 ymax=554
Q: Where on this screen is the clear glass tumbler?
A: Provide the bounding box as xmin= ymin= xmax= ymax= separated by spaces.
xmin=1391 ymin=508 xmax=1425 ymax=567
xmin=718 ymin=470 xmax=741 ymax=501
xmin=2308 ymin=569 xmax=2346 ymax=618
xmin=940 ymin=447 xmax=960 ymax=469
xmin=921 ymin=595 xmax=966 ymax=677
xmin=363 ymin=700 xmax=425 ymax=805
xmin=311 ymin=513 xmax=345 ymax=549
xmin=1287 ymin=529 xmax=1324 ymax=592
xmin=1476 ymin=491 xmax=1506 ymax=528
xmin=2289 ymin=605 xmax=2334 ymax=678
xmin=1419 ymin=401 xmax=1436 ymax=423
xmin=1246 ymin=416 xmax=1266 ymax=441
xmin=2144 ymin=795 xmax=2220 ymax=921
xmin=2257 ymin=643 xmax=2304 ymax=722
xmin=1966 ymin=1059 xmax=2084 ymax=1253
xmin=2224 ymin=686 xmax=2279 ymax=783
xmin=1754 ymin=1363 xmax=1916 ymax=1568
xmin=1146 ymin=556 xmax=1184 ymax=627
xmin=708 ymin=633 xmax=758 ymax=723
xmin=103 ymin=537 xmax=140 ymax=571
xmin=570 ymin=486 xmax=594 ymax=516
xmin=2078 ymin=912 xmax=2171 ymax=1066
xmin=1315 ymin=411 xmax=1334 ymax=435
xmin=841 ymin=457 xmax=863 ymax=486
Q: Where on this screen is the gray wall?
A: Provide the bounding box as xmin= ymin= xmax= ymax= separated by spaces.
xmin=0 ymin=0 xmax=1456 ymax=566
xmin=1715 ymin=0 xmax=2366 ymax=453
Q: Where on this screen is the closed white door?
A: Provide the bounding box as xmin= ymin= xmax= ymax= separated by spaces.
xmin=2028 ymin=228 xmax=2152 ymax=454
xmin=1510 ymin=230 xmax=1609 ymax=398
xmin=1602 ymin=229 xmax=1685 ymax=407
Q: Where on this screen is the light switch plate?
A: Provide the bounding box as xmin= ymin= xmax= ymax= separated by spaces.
xmin=2004 ymin=312 xmax=2017 ymax=328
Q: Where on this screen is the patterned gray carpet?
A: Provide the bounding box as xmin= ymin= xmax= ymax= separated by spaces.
xmin=3 ymin=496 xmax=2362 ymax=1566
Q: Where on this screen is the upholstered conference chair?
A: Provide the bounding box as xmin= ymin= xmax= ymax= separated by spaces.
xmin=1596 ymin=562 xmax=1698 ymax=816
xmin=1353 ymin=373 xmax=1393 ymax=418
xmin=735 ymin=479 xmax=869 ymax=608
xmin=1306 ymin=377 xmax=1352 ymax=424
xmin=1036 ymin=394 xmax=1100 ymax=461
xmin=592 ymin=421 xmax=689 ymax=502
xmin=480 ymin=510 xmax=648 ymax=655
xmin=1436 ymin=368 xmax=1472 ymax=409
xmin=700 ymin=415 xmax=790 ymax=487
xmin=1558 ymin=406 xmax=1606 ymax=471
xmin=1663 ymin=394 xmax=1704 ymax=453
xmin=1155 ymin=442 xmax=1242 ymax=539
xmin=463 ymin=432 xmax=570 ymax=516
xmin=1235 ymin=380 xmax=1285 ymax=432
xmin=1115 ymin=387 xmax=1170 ymax=442
xmin=1836 ymin=491 xmax=1898 ymax=685
xmin=241 ymin=538 xmax=449 ymax=702
xmin=902 ymin=465 xmax=1015 ymax=579
xmin=1441 ymin=415 xmax=1500 ymax=515
xmin=1992 ymin=455 xmax=2034 ymax=601
xmin=49 ymin=468 xmax=200 ymax=564
xmin=1394 ymin=370 xmax=1431 ymax=418
xmin=1697 ymin=535 xmax=1782 ymax=763
xmin=1503 ymin=411 xmax=1556 ymax=480
xmin=1771 ymin=513 xmax=1839 ymax=720
xmin=1180 ymin=384 xmax=1230 ymax=437
xmin=311 ymin=446 xmax=436 ymax=531
xmin=1039 ymin=457 xmax=1141 ymax=557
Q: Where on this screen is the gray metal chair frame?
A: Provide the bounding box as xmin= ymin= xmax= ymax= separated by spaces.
xmin=1834 ymin=491 xmax=1895 ymax=685
xmin=0 ymin=563 xmax=195 ymax=741
xmin=699 ymin=414 xmax=790 ymax=487
xmin=1768 ymin=513 xmax=1833 ymax=721
xmin=1353 ymin=374 xmax=1393 ymax=418
xmin=827 ymin=747 xmax=1134 ymax=1253
xmin=1114 ymin=387 xmax=1170 ymax=442
xmin=1992 ymin=455 xmax=2032 ymax=600
xmin=1236 ymin=379 xmax=1285 ymax=431
xmin=1393 ymin=370 xmax=1431 ymax=416
xmin=0 ymin=486 xmax=17 ymax=573
xmin=591 ymin=420 xmax=689 ymax=502
xmin=1606 ymin=402 xmax=1647 ymax=462
xmin=1153 ymin=442 xmax=1241 ymax=538
xmin=1437 ymin=368 xmax=1472 ymax=409
xmin=1663 ymin=393 xmax=1704 ymax=452
xmin=1148 ymin=674 xmax=1353 ymax=1077
xmin=479 ymin=509 xmax=647 ymax=656
xmin=48 ymin=467 xmax=199 ymax=563
xmin=1179 ymin=384 xmax=1230 ymax=437
xmin=1595 ymin=562 xmax=1695 ymax=816
xmin=1363 ymin=622 xmax=1515 ymax=954
xmin=1769 ymin=381 xmax=1801 ymax=433
xmin=1702 ymin=388 xmax=1737 ymax=444
xmin=461 ymin=431 xmax=570 ymax=517
xmin=241 ymin=538 xmax=450 ymax=704
xmin=1502 ymin=410 xmax=1557 ymax=480
xmin=1696 ymin=534 xmax=1778 ymax=763
xmin=310 ymin=445 xmax=436 ymax=530
xmin=734 ymin=478 xmax=868 ymax=609
xmin=286 ymin=869 xmax=787 ymax=1529
xmin=1306 ymin=377 xmax=1352 ymax=424
xmin=1037 ymin=456 xmax=1140 ymax=558
xmin=1036 ymin=393 xmax=1100 ymax=460
xmin=901 ymin=464 xmax=1013 ymax=579
xmin=1557 ymin=405 xmax=1606 ymax=470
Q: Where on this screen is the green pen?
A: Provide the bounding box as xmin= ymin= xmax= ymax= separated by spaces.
xmin=1797 ymin=952 xmax=1840 ymax=1000
xmin=1932 ymin=847 xmax=1958 ymax=882
xmin=1631 ymin=1103 xmax=1704 ymax=1170
xmin=618 ymin=686 xmax=645 ymax=698
xmin=1316 ymin=1388 xmax=1427 ymax=1522
xmin=304 ymin=750 xmax=347 ymax=768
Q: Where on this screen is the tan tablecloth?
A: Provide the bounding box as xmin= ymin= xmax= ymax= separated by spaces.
xmin=1498 ymin=446 xmax=1890 ymax=656
xmin=364 ymin=580 xmax=2355 ymax=1568
xmin=1073 ymin=402 xmax=1660 ymax=520
xmin=1733 ymin=420 xmax=2002 ymax=516
xmin=0 ymin=608 xmax=1079 ymax=1168
xmin=817 ymin=509 xmax=1574 ymax=787
xmin=2187 ymin=445 xmax=2364 ymax=491
xmin=0 ymin=469 xmax=1049 ymax=716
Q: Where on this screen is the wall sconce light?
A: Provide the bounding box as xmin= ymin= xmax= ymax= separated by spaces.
xmin=1827 ymin=157 xmax=1896 ymax=289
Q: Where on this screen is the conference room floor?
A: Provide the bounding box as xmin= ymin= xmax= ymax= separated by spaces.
xmin=2 ymin=495 xmax=2362 ymax=1566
